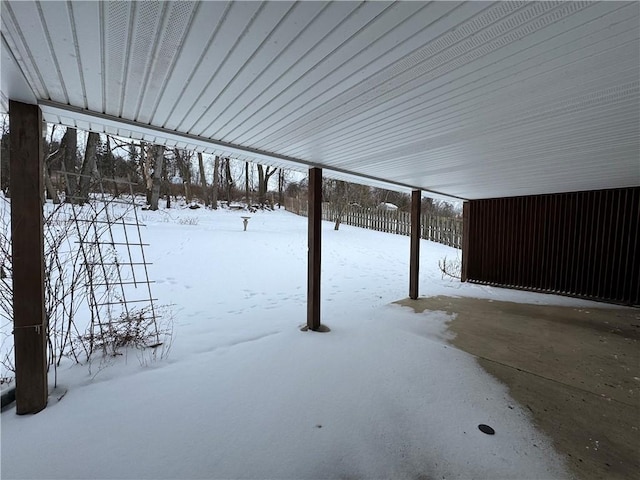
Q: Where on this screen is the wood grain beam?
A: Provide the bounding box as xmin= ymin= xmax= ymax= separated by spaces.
xmin=9 ymin=100 xmax=47 ymax=414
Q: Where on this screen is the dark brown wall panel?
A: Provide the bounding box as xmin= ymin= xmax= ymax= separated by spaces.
xmin=465 ymin=187 xmax=640 ymax=306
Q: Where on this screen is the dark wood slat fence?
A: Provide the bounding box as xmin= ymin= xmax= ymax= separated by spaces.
xmin=465 ymin=187 xmax=639 ymax=306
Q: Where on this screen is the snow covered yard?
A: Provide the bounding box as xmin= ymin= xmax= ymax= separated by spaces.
xmin=1 ymin=205 xmax=583 ymax=479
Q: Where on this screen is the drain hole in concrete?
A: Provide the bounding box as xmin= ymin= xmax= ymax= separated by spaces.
xmin=478 ymin=424 xmax=495 ymax=435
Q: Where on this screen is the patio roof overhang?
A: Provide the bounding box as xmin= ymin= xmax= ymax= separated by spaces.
xmin=1 ymin=0 xmax=638 ymax=201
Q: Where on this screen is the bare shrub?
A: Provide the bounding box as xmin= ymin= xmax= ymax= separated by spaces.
xmin=438 ymin=255 xmax=461 ymax=280
xmin=177 ymin=216 xmax=199 ymax=226
xmin=75 ymin=306 xmax=172 ymax=356
xmin=0 ymin=193 xmax=170 ymax=385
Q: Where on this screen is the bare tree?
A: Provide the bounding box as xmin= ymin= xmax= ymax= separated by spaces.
xmin=163 ymin=157 xmax=171 ymax=209
xmin=174 ymin=149 xmax=193 ymax=203
xmin=197 ymin=152 xmax=209 ymax=207
xmin=43 ymin=125 xmax=61 ymax=204
xmin=140 ymin=141 xmax=154 ymax=204
xmin=212 ymin=155 xmax=219 ymax=209
xmin=224 ymin=158 xmax=233 ymax=202
xmin=78 ymin=131 xmax=99 ymax=204
xmin=105 ymin=135 xmax=119 ymax=197
xmin=331 ymin=180 xmax=349 ymax=230
xmin=148 ymin=145 xmax=164 ymax=210
xmin=60 ymin=127 xmax=79 ymax=202
xmin=278 ymin=168 xmax=285 ymax=208
xmin=245 ymin=161 xmax=250 ymax=206
xmin=257 ymin=164 xmax=277 ymax=206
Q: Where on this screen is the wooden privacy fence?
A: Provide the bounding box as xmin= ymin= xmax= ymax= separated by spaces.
xmin=284 ymin=197 xmax=462 ymax=249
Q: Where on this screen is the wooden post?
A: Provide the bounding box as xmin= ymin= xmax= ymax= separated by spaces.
xmin=9 ymin=100 xmax=48 ymax=414
xmin=461 ymin=201 xmax=470 ymax=282
xmin=409 ymin=190 xmax=421 ymax=299
xmin=307 ymin=167 xmax=322 ymax=330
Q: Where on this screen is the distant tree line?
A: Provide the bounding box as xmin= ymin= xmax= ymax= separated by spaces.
xmin=284 ymin=177 xmax=460 ymax=230
xmin=0 ymin=118 xmax=292 ymax=211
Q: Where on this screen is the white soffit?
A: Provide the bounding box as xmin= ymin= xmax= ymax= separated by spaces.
xmin=1 ymin=1 xmax=639 ymax=200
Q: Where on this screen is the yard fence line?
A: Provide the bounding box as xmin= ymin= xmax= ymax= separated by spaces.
xmin=284 ymin=197 xmax=462 ymax=249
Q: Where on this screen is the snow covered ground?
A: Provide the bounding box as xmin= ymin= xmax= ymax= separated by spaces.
xmin=1 ymin=203 xmax=596 ymax=479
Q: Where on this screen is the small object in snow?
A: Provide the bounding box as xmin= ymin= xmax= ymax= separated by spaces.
xmin=241 ymin=216 xmax=251 ymax=231
xmin=188 ymin=203 xmax=200 ymax=209
xmin=478 ymin=424 xmax=495 ymax=435
xmin=49 ymin=386 xmax=68 ymax=403
xmin=316 ymin=424 xmax=322 ymax=429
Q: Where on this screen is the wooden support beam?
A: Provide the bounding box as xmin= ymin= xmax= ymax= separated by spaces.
xmin=307 ymin=167 xmax=322 ymax=330
xmin=461 ymin=201 xmax=470 ymax=282
xmin=9 ymin=100 xmax=48 ymax=414
xmin=409 ymin=190 xmax=421 ymax=299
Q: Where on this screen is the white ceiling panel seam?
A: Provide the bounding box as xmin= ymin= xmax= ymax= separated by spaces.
xmin=185 ymin=1 xmax=300 ymax=136
xmin=195 ymin=1 xmax=334 ymax=139
xmin=34 ymin=1 xmax=69 ymax=105
xmin=65 ymin=1 xmax=88 ymax=110
xmin=208 ymin=1 xmax=462 ymax=141
xmin=218 ymin=1 xmax=408 ymax=143
xmin=196 ymin=0 xmax=435 ymax=138
xmin=177 ymin=2 xmax=274 ymax=133
xmin=124 ymin=1 xmax=165 ymax=121
xmin=293 ymin=89 xmax=639 ymax=163
xmin=263 ymin=14 xmax=639 ymax=152
xmin=333 ymin=114 xmax=639 ymax=169
xmin=1 ymin=2 xmax=50 ymax=99
xmin=104 ymin=0 xmax=130 ymax=118
xmin=139 ymin=2 xmax=198 ymax=124
xmin=153 ymin=1 xmax=231 ymax=130
xmin=231 ymin=1 xmax=595 ymax=147
xmin=166 ymin=2 xmax=264 ymax=131
xmin=240 ymin=5 xmax=620 ymax=148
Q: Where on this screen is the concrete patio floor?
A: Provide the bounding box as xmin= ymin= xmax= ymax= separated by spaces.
xmin=396 ymin=295 xmax=640 ymax=480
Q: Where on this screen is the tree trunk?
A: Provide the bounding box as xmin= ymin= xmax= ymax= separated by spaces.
xmin=212 ymin=155 xmax=219 ymax=209
xmin=160 ymin=151 xmax=170 ymax=208
xmin=78 ymin=131 xmax=99 ymax=204
xmin=333 ymin=180 xmax=348 ymax=230
xmin=257 ymin=165 xmax=277 ymax=207
xmin=224 ymin=158 xmax=232 ymax=202
xmin=257 ymin=164 xmax=265 ymax=205
xmin=245 ymin=161 xmax=250 ymax=206
xmin=175 ymin=149 xmax=192 ymax=203
xmin=197 ymin=152 xmax=209 ymax=207
xmin=60 ymin=127 xmax=78 ymax=202
xmin=140 ymin=142 xmax=153 ymax=205
xmin=43 ymin=136 xmax=60 ymax=204
xmin=149 ymin=145 xmax=164 ymax=210
xmin=43 ymin=167 xmax=58 ymax=204
xmin=184 ymin=154 xmax=192 ymax=203
xmin=278 ymin=168 xmax=284 ymax=208
xmin=106 ymin=135 xmax=119 ymax=197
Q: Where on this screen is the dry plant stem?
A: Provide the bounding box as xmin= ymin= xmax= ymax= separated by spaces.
xmin=438 ymin=255 xmax=462 ymax=280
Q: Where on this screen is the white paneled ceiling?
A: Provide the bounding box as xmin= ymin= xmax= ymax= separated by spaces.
xmin=1 ymin=1 xmax=638 ymax=200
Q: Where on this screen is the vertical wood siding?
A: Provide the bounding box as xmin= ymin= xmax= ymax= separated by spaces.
xmin=465 ymin=187 xmax=639 ymax=305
